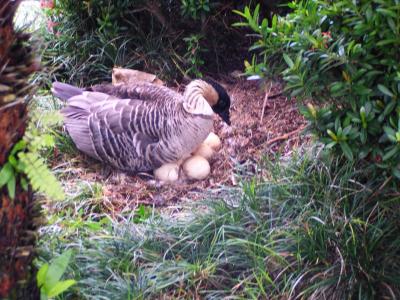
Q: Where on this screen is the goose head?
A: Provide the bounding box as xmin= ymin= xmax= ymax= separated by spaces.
xmin=183 ymin=79 xmax=231 ymax=125
xmin=203 ymin=79 xmax=231 ymax=125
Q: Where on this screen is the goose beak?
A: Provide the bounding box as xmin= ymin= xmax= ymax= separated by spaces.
xmin=219 ymin=110 xmax=231 ymax=125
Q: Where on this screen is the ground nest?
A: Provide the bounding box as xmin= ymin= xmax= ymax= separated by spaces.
xmin=54 ymin=79 xmax=307 ymax=214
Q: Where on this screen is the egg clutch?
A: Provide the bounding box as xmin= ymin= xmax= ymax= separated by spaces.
xmin=154 ymin=132 xmax=221 ymax=183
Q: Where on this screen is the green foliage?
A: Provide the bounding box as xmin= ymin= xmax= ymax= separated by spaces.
xmin=40 ymin=0 xmax=246 ymax=85
xmin=0 ymin=111 xmax=64 ymax=200
xmin=57 ymin=210 xmax=110 ymax=234
xmin=236 ymin=1 xmax=400 ymax=177
xmin=181 ymin=0 xmax=211 ymax=20
xmin=132 ymin=204 xmax=152 ymax=224
xmin=0 ymin=162 xmax=17 ymax=199
xmin=37 ymin=249 xmax=76 ymax=300
xmin=38 ymin=151 xmax=400 ymax=299
xmin=44 ymin=180 xmax=113 ymax=239
xmin=19 ymin=152 xmax=64 ymax=201
xmin=183 ymin=34 xmax=205 ymax=78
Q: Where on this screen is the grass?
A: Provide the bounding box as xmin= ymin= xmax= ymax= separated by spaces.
xmin=37 ymin=148 xmax=400 ymax=299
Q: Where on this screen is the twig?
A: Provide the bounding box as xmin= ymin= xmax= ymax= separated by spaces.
xmin=366 ymin=175 xmax=392 ymax=202
xmin=131 ymin=2 xmax=173 ymax=33
xmin=260 ymin=84 xmax=272 ymax=124
xmin=265 ymin=126 xmax=306 ymax=146
xmin=267 ymin=92 xmax=283 ymax=99
xmin=381 ymin=282 xmax=397 ymax=300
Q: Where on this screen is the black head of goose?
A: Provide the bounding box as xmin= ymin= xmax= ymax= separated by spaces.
xmin=52 ymin=79 xmax=231 ymax=173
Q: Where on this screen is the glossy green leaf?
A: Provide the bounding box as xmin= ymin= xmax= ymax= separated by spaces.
xmin=383 ymin=145 xmax=400 ymax=161
xmin=383 ymin=100 xmax=396 ymax=116
xmin=376 ymin=8 xmax=397 ymax=18
xmin=283 ymin=53 xmax=294 ymax=68
xmin=384 ymin=127 xmax=397 ymax=142
xmin=330 ymin=82 xmax=344 ymax=93
xmin=387 ymin=18 xmax=396 ymax=34
xmin=340 ymin=142 xmax=354 ymax=161
xmin=7 ymin=174 xmax=16 ymax=199
xmin=21 ymin=177 xmax=29 ymax=191
xmin=360 ymin=128 xmax=367 ymax=144
xmin=376 ymin=39 xmax=397 ymax=47
xmin=290 ymin=87 xmax=304 ymax=97
xmin=392 ymin=167 xmax=400 ymax=179
xmin=37 ymin=263 xmax=49 ymax=288
xmin=40 ymin=290 xmax=48 ymax=300
xmin=343 ymin=125 xmax=352 ymax=136
xmin=232 ymin=10 xmax=247 ymax=19
xmin=359 ymin=147 xmax=371 ymax=159
xmin=0 ymin=162 xmax=13 ymax=188
xmin=45 ymin=249 xmax=73 ymax=290
xmin=378 ymin=84 xmax=394 ymax=97
xmin=326 ymin=141 xmax=337 ymax=149
xmin=10 ymin=140 xmax=27 ymax=156
xmin=47 ymin=280 xmax=76 ymax=298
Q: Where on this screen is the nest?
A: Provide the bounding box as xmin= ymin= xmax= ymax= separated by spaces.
xmin=54 ymin=79 xmax=307 ymax=214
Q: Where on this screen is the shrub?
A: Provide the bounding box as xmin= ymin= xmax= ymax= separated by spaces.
xmin=40 ymin=0 xmax=249 ymax=85
xmin=236 ymin=0 xmax=400 ymax=177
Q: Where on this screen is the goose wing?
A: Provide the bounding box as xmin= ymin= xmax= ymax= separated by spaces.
xmin=62 ymin=92 xmax=165 ymax=171
xmin=90 ymin=83 xmax=182 ymax=104
xmin=52 ymin=81 xmax=182 ymax=104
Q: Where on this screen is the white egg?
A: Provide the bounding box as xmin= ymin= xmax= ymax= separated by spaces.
xmin=154 ymin=163 xmax=180 ymax=182
xmin=182 ymin=155 xmax=210 ymax=180
xmin=193 ymin=143 xmax=215 ymax=161
xmin=203 ymin=132 xmax=221 ymax=150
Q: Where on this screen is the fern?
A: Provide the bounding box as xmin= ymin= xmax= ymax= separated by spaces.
xmin=24 ymin=111 xmax=64 ymax=144
xmin=18 ymin=152 xmax=64 ymax=201
xmin=0 ymin=111 xmax=65 ymax=200
xmin=23 ymin=111 xmax=65 ymax=200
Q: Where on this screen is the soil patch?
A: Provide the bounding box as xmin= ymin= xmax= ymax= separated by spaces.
xmin=54 ymin=79 xmax=307 ymax=213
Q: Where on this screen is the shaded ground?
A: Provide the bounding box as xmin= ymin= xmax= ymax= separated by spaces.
xmin=53 ymin=79 xmax=307 ymax=214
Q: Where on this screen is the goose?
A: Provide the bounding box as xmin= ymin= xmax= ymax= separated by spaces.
xmin=52 ymin=79 xmax=231 ymax=174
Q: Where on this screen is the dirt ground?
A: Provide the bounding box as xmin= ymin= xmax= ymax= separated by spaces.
xmin=56 ymin=79 xmax=307 ymax=214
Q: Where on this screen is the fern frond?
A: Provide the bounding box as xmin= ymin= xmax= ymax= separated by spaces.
xmin=18 ymin=152 xmax=65 ymax=200
xmin=28 ymin=134 xmax=55 ymax=151
xmin=37 ymin=111 xmax=64 ymax=127
xmin=25 ymin=111 xmax=64 ymax=146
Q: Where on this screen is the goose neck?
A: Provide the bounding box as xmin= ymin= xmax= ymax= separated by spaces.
xmin=182 ymin=80 xmax=214 ymax=116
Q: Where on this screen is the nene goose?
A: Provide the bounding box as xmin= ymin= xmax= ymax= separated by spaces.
xmin=52 ymin=79 xmax=231 ymax=173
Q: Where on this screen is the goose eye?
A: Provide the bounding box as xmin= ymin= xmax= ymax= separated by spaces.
xmin=219 ymin=98 xmax=229 ymax=109
xmin=214 ymin=102 xmax=225 ymax=112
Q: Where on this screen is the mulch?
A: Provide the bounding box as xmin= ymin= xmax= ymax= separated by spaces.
xmin=55 ymin=78 xmax=307 ymax=214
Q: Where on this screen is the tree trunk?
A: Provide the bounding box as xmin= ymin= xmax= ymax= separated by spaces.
xmin=0 ymin=1 xmax=41 ymax=299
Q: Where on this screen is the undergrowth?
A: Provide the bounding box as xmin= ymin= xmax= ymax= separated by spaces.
xmin=39 ymin=0 xmax=251 ymax=85
xmin=38 ymin=149 xmax=400 ymax=299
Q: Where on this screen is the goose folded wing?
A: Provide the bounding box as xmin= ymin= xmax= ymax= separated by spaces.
xmin=87 ymin=99 xmax=161 ymax=170
xmin=89 ymin=83 xmax=183 ymax=104
xmin=61 ymin=93 xmax=114 ymax=159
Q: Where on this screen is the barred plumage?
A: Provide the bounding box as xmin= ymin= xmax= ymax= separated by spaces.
xmin=52 ymin=79 xmax=231 ymax=173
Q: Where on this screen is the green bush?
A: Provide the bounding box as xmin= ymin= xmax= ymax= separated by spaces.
xmin=40 ymin=0 xmax=248 ymax=85
xmin=236 ymin=0 xmax=400 ymax=177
